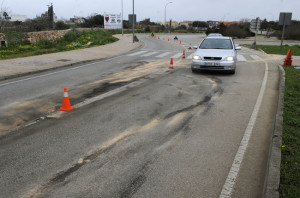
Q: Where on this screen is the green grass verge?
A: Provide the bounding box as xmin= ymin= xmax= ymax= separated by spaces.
xmin=279 ymin=66 xmax=300 ymax=197
xmin=0 ymin=30 xmax=118 ymax=60
xmin=257 ymin=45 xmax=300 ymax=56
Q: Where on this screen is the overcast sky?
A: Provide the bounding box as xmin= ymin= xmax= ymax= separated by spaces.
xmin=3 ymin=0 xmax=300 ymax=22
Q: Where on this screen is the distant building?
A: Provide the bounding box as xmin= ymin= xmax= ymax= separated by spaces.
xmin=207 ymin=21 xmax=219 ymax=28
xmin=9 ymin=14 xmax=27 ymax=22
xmin=156 ymin=21 xmax=179 ymax=29
xmin=179 ymin=21 xmax=193 ymax=28
xmin=70 ymin=16 xmax=85 ymax=24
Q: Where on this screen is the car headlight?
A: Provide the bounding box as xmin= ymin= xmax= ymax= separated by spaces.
xmin=192 ymin=55 xmax=201 ymax=60
xmin=225 ymin=56 xmax=234 ymax=61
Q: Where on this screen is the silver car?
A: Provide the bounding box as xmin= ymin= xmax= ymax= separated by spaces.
xmin=207 ymin=33 xmax=223 ymax=37
xmin=191 ymin=36 xmax=241 ymax=74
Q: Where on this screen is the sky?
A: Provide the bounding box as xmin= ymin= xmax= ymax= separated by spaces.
xmin=2 ymin=0 xmax=300 ymax=22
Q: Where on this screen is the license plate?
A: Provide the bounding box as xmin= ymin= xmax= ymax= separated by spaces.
xmin=204 ymin=62 xmax=219 ymax=66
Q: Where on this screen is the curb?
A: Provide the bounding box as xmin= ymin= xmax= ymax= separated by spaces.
xmin=263 ymin=65 xmax=285 ymax=198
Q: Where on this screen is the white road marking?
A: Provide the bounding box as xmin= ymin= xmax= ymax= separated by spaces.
xmin=237 ymin=55 xmax=247 ymax=62
xmin=127 ymin=51 xmax=148 ymax=56
xmin=219 ymin=62 xmax=269 ymax=198
xmin=155 ymin=52 xmax=172 ymax=58
xmin=0 ymin=56 xmax=124 ymax=87
xmin=172 ymin=53 xmax=183 ymax=58
xmin=250 ymin=55 xmax=261 ymax=60
xmin=141 ymin=51 xmax=158 ymax=57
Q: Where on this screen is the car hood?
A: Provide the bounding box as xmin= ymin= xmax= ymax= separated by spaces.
xmin=194 ymin=49 xmax=235 ymax=58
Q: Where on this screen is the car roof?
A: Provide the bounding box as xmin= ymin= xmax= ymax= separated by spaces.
xmin=207 ymin=33 xmax=223 ymax=36
xmin=205 ymin=36 xmax=232 ymax=40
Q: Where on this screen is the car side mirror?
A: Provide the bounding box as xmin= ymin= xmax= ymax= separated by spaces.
xmin=193 ymin=46 xmax=198 ymax=49
xmin=235 ymin=46 xmax=241 ymax=50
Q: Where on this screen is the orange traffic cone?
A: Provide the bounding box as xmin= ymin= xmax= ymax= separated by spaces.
xmin=59 ymin=88 xmax=75 ymax=112
xmin=158 ymin=36 xmax=160 ymax=39
xmin=182 ymin=50 xmax=186 ymax=59
xmin=180 ymin=40 xmax=182 ymax=44
xmin=169 ymin=58 xmax=174 ymax=69
xmin=168 ymin=38 xmax=170 ymax=42
xmin=283 ymin=49 xmax=292 ymax=66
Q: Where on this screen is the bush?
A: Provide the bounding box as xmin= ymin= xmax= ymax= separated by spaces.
xmin=283 ymin=25 xmax=300 ymax=40
xmin=3 ymin=31 xmax=27 ymax=48
xmin=55 ymin=21 xmax=70 ymax=30
xmin=224 ymin=23 xmax=253 ymax=38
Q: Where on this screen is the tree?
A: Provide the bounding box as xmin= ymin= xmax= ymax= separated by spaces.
xmin=224 ymin=23 xmax=253 ymax=38
xmin=139 ymin=18 xmax=156 ymax=26
xmin=260 ymin=19 xmax=268 ymax=30
xmin=176 ymin=25 xmax=187 ymax=30
xmin=25 ymin=16 xmax=49 ymax=32
xmin=192 ymin=21 xmax=207 ymax=28
xmin=55 ymin=21 xmax=70 ymax=30
xmin=0 ymin=4 xmax=11 ymax=31
xmin=218 ymin=22 xmax=226 ymax=35
xmin=81 ymin=14 xmax=104 ymax=28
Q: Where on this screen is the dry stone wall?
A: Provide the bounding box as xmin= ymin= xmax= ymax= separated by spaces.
xmin=25 ymin=30 xmax=71 ymax=44
xmin=0 ymin=33 xmax=5 ymax=40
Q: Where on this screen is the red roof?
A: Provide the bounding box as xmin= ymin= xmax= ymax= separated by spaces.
xmin=222 ymin=21 xmax=238 ymax=26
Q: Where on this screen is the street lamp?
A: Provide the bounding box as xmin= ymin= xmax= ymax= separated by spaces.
xmin=121 ymin=0 xmax=123 ymax=36
xmin=164 ymin=2 xmax=172 ymax=32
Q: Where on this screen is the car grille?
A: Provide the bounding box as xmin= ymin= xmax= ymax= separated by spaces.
xmin=200 ymin=66 xmax=224 ymax=69
xmin=204 ymin=57 xmax=222 ymax=60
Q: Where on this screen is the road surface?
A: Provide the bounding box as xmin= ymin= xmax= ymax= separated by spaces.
xmin=0 ymin=34 xmax=281 ymax=197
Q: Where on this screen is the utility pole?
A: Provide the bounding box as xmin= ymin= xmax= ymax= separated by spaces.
xmin=132 ymin=0 xmax=135 ymax=43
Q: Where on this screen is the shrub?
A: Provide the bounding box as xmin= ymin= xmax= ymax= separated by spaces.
xmin=224 ymin=23 xmax=253 ymax=38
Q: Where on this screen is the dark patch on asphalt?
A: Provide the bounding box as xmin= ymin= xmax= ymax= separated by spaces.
xmin=164 ymin=82 xmax=223 ymax=120
xmin=164 ymin=95 xmax=212 ymax=120
xmin=124 ymin=61 xmax=149 ymax=70
xmin=83 ymin=81 xmax=129 ymax=99
xmin=119 ymin=159 xmax=154 ymax=198
xmin=57 ymin=59 xmax=71 ymax=62
xmin=33 ymin=143 xmax=116 ymax=196
xmin=120 ymin=174 xmax=147 ymax=198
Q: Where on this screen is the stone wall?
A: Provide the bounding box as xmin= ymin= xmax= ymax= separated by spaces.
xmin=0 ymin=33 xmax=5 ymax=41
xmin=25 ymin=30 xmax=71 ymax=44
xmin=0 ymin=28 xmax=103 ymax=46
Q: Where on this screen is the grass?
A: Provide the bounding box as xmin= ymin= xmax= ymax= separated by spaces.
xmin=257 ymin=45 xmax=300 ymax=56
xmin=279 ymin=66 xmax=300 ymax=197
xmin=0 ymin=30 xmax=119 ymax=60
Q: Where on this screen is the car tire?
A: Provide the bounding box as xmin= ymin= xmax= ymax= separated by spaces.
xmin=191 ymin=68 xmax=198 ymax=73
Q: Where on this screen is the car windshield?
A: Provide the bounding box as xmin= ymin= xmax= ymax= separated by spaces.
xmin=199 ymin=39 xmax=233 ymax=49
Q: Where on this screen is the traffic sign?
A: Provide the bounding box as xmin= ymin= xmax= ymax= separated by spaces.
xmin=279 ymin=12 xmax=292 ymax=25
xmin=250 ymin=18 xmax=261 ymax=31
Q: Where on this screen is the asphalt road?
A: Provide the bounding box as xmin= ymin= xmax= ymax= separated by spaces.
xmin=0 ymin=35 xmax=281 ymax=197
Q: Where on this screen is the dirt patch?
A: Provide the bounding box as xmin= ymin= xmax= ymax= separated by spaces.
xmin=0 ymin=61 xmax=170 ymax=136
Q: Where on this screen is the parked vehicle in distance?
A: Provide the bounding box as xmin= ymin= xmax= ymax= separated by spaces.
xmin=191 ymin=36 xmax=241 ymax=74
xmin=207 ymin=33 xmax=223 ymax=37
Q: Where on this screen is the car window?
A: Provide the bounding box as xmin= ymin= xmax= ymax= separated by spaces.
xmin=199 ymin=39 xmax=233 ymax=49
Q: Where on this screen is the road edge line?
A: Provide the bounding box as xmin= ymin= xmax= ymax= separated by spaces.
xmin=219 ymin=62 xmax=269 ymax=198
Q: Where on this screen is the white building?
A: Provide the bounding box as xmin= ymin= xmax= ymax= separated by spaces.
xmin=9 ymin=15 xmax=27 ymax=22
